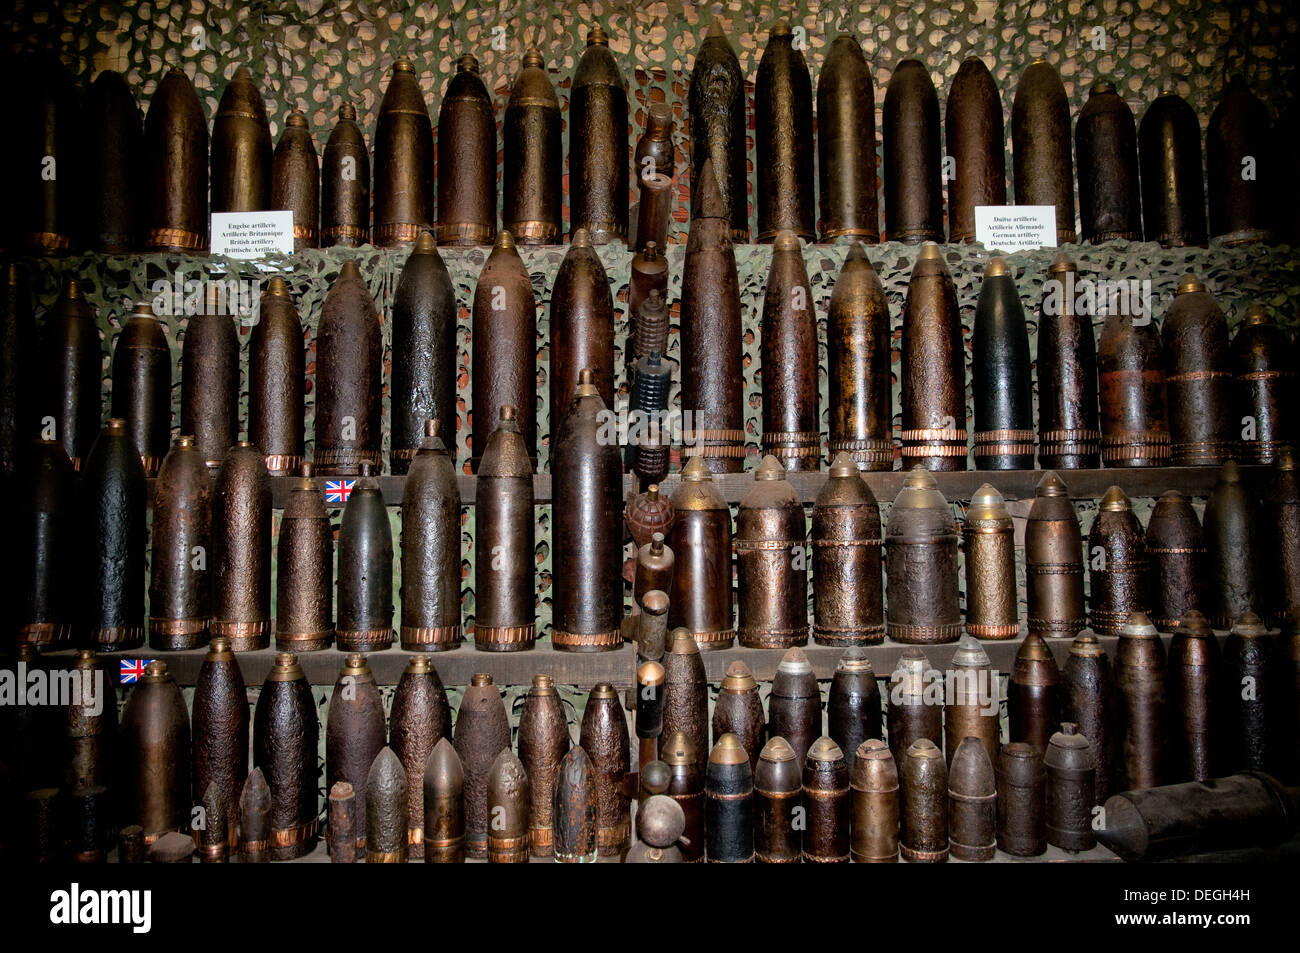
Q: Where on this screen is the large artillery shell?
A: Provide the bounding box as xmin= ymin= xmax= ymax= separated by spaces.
xmin=1139 ymin=93 xmax=1207 ymax=247
xmin=1270 ymin=452 xmax=1300 ymax=626
xmin=65 ymin=650 xmax=117 ymax=795
xmin=754 ymin=737 xmax=801 ymax=863
xmin=248 ymin=277 xmax=304 ymax=475
xmin=1025 ymin=472 xmax=1085 ymax=638
xmin=110 ymin=302 xmax=172 ymax=477
xmin=180 ymin=293 xmax=239 ymax=469
xmin=883 ymin=59 xmax=943 ymax=243
xmin=1009 ymin=632 xmax=1062 ymax=756
xmin=813 ymin=453 xmax=884 ymax=643
xmin=1088 ymin=486 xmax=1148 ymax=636
xmin=1115 ymin=611 xmax=1167 ymax=790
xmin=705 ymin=734 xmax=754 ymax=863
xmin=337 ymin=468 xmax=393 ymax=651
xmin=148 ymin=436 xmax=211 ymax=649
xmin=390 ymin=656 xmax=452 ymax=857
xmin=81 ymin=70 xmax=141 ymax=253
xmin=275 ymin=464 xmax=333 ymax=650
xmin=550 ymin=230 xmax=616 ymax=420
xmin=1207 ymin=79 xmax=1274 ymax=244
xmin=1222 ymin=613 xmax=1276 ymax=773
xmin=400 ymin=420 xmax=462 ymax=651
xmin=944 ymin=636 xmax=999 ymax=769
xmin=143 ymin=68 xmax=208 ymax=253
xmin=713 ymin=662 xmax=766 ymax=773
xmin=755 ymin=20 xmax=815 ymax=241
xmin=1098 ymin=307 xmax=1170 ymax=467
xmin=35 ymin=277 xmax=101 ymax=470
xmin=517 ymin=674 xmax=570 ymax=856
xmin=321 ymin=102 xmax=371 ymax=247
xmin=662 ymin=732 xmax=704 ymax=863
xmin=887 ymin=647 xmax=943 ymax=767
xmin=689 ymin=22 xmax=749 ymax=239
xmin=1076 ymin=81 xmax=1141 ymax=242
xmin=210 ymin=66 xmax=270 ymax=213
xmin=365 ymin=747 xmax=408 ymax=862
xmin=760 ymin=233 xmax=819 ymax=468
xmin=503 ymin=50 xmax=562 ymax=244
xmin=635 ymin=98 xmax=675 ymax=180
xmin=1233 ymin=303 xmax=1296 ymax=466
xmin=486 ymin=750 xmax=530 ymax=863
xmin=1062 ymin=633 xmax=1117 ymax=802
xmin=19 ymin=56 xmax=78 ymax=254
xmin=818 ymin=34 xmax=878 ymax=242
xmin=829 ymin=649 xmax=883 ymax=772
xmin=82 ymin=419 xmax=146 ymax=649
xmin=736 ymin=455 xmax=808 ymax=649
xmin=1011 ymin=60 xmax=1076 ymax=243
xmin=373 ymin=58 xmax=433 ymax=247
xmin=253 ymin=652 xmax=319 ymax=860
xmin=328 ymin=782 xmax=356 ymax=862
xmin=900 ymin=245 xmax=966 ymax=470
xmin=850 ymin=739 xmax=899 ymax=863
xmin=569 ymin=25 xmax=629 ymax=243
xmin=120 ymin=661 xmax=190 ymax=842
xmin=1162 ymin=275 xmax=1237 ymax=467
xmin=191 ymin=637 xmax=248 ymax=843
xmin=899 ymin=738 xmax=948 ymax=863
xmin=454 ymin=673 xmax=512 ymax=859
xmin=661 ymin=630 xmax=709 ymax=776
xmin=423 ymin=737 xmax=465 ymax=863
xmin=768 ymin=646 xmax=822 ymax=772
xmin=436 ymin=55 xmax=496 ymax=245
xmin=962 ymin=484 xmax=1019 ymax=639
xmin=15 ymin=440 xmax=76 ymax=648
xmin=580 ymin=683 xmax=631 ymax=858
xmin=827 ymin=246 xmax=892 ymax=470
xmin=1037 ymin=253 xmax=1102 ymax=469
xmin=1044 ymin=723 xmax=1096 ymax=851
xmin=1203 ymin=460 xmax=1259 ymax=628
xmin=948 ymin=736 xmax=996 ymax=861
xmin=996 ymin=742 xmax=1046 ymax=856
xmin=802 ymin=737 xmax=850 ymax=863
xmin=553 ymin=746 xmax=599 ymax=862
xmin=326 ymin=653 xmax=386 ymax=851
xmin=668 ymin=458 xmax=734 ymax=648
xmin=1167 ymin=611 xmax=1219 ymax=782
xmin=210 ymin=442 xmax=272 ymax=651
xmin=885 ymin=467 xmax=962 ymax=643
xmin=314 ymin=261 xmax=382 ymax=476
xmin=972 ymin=257 xmax=1033 ymax=469
xmin=272 ymin=110 xmax=319 ymax=250
xmin=1145 ymin=490 xmax=1206 ymax=631
xmin=945 ymin=57 xmax=1005 ymax=243
xmin=474 ymin=406 xmax=535 ymax=650
xmin=237 ymin=769 xmax=271 ymax=863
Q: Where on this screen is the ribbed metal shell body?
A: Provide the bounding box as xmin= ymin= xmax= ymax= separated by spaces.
xmin=16 ymin=441 xmax=76 ymax=647
xmin=1062 ymin=638 xmax=1117 ymax=802
xmin=882 ymin=60 xmax=943 ymax=243
xmin=1115 ymin=625 xmax=1167 ymax=790
xmin=553 ymin=746 xmax=599 ymax=862
xmin=812 ymin=467 xmax=884 ymax=644
xmin=373 ymin=63 xmax=433 ymax=247
xmin=1037 ymin=261 xmax=1102 ymax=468
xmin=336 ymin=479 xmax=393 ymax=651
xmin=210 ymin=67 xmax=271 ymax=213
xmin=148 ymin=440 xmax=212 ymax=649
xmin=887 ymin=651 xmax=944 ymax=768
xmin=948 ymin=737 xmax=997 ymax=861
xmin=1139 ymin=94 xmax=1207 ymax=247
xmin=453 ymin=677 xmax=512 ymax=859
xmin=517 ymin=681 xmax=570 ymax=856
xmin=142 ymin=69 xmax=209 ymax=253
xmin=705 ymin=749 xmax=754 ymax=863
xmin=400 ymin=435 xmax=462 ymax=651
xmin=486 ymin=750 xmax=530 ymax=863
xmin=313 ymin=265 xmax=382 ymax=475
xmin=325 ymin=662 xmax=386 ymax=848
xmin=321 ymin=105 xmax=371 ymax=247
xmin=474 ymin=415 xmax=535 ymax=650
xmin=688 ymin=27 xmax=749 ymax=239
xmin=668 ymin=473 xmax=734 ymax=648
xmin=569 ymin=37 xmax=629 ymax=243
xmin=900 ymin=253 xmax=966 ymax=470
xmin=1203 ymin=466 xmax=1259 ymax=628
xmin=1232 ymin=313 xmax=1296 ymax=465
xmin=1025 ymin=479 xmax=1085 ymax=638
xmin=996 ymin=743 xmax=1046 ymax=856
xmin=1044 ymin=726 xmax=1097 ymax=851
xmin=760 ymin=240 xmax=819 ymax=469
xmin=82 ymin=423 xmax=147 ymax=648
xmin=390 ymin=243 xmax=457 ymax=474
xmin=850 ymin=740 xmax=900 ymax=862
xmin=275 ymin=476 xmax=333 ymax=650
xmin=210 ymin=444 xmax=272 ymax=650
xmin=248 ymin=285 xmax=304 ymax=475
xmin=1098 ymin=311 xmax=1170 ymax=467
xmin=817 ymin=36 xmax=878 ymax=242
xmin=503 ymin=55 xmax=562 ymax=244
xmin=110 ymin=311 xmax=172 ymax=476
xmin=768 ymin=660 xmax=822 ymax=772
xmin=885 ymin=475 xmax=962 ymax=643
xmin=1011 ymin=61 xmax=1076 ymax=244
xmin=754 ymin=740 xmax=802 ymax=863
xmin=1207 ymin=81 xmax=1274 ymax=244
xmin=580 ymin=688 xmax=631 ymax=857
xmin=1009 ymin=634 xmax=1062 ymax=756
xmin=1076 ymin=84 xmax=1142 ymax=242
xmin=82 ymin=70 xmax=142 ymax=253
xmin=1145 ymin=491 xmax=1205 ymax=631
xmin=826 ymin=246 xmax=893 ymax=470
xmin=945 ymin=58 xmax=1005 ymax=242
xmin=661 ymin=639 xmax=709 ymax=776
xmin=1162 ymin=286 xmax=1236 ymax=467
xmin=712 ymin=678 xmax=766 ymax=774
xmin=962 ymin=500 xmax=1019 ymax=639
xmin=972 ymin=268 xmax=1034 ymax=469
xmin=389 ymin=662 xmax=452 ymax=857
xmin=899 ymin=739 xmax=948 ymax=862
xmin=191 ymin=643 xmax=249 ymax=838
xmin=36 ymin=284 xmax=101 ymax=469
xmin=549 ymin=239 xmax=616 ymax=421
xmin=120 ymin=666 xmax=191 ymax=841
xmin=365 ymin=748 xmax=409 ymax=861
xmin=1088 ymin=499 xmax=1149 ymax=636
xmin=272 ymin=116 xmax=320 ymax=250
xmin=436 ymin=58 xmax=497 ymax=245
xmin=253 ymin=660 xmax=319 ymax=859
xmin=181 ymin=310 xmax=239 ymax=467
xmin=1168 ymin=621 xmax=1220 ymax=782
xmin=735 ymin=468 xmax=808 ymax=649
xmin=755 ymin=25 xmax=815 ymax=241
xmin=802 ymin=741 xmax=850 ymax=862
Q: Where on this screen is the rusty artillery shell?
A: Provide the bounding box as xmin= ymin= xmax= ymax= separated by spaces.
xmin=1207 ymin=79 xmax=1274 ymax=244
xmin=275 ymin=463 xmax=333 ymax=650
xmin=272 ymin=110 xmax=319 ymax=250
xmin=1163 ymin=275 xmax=1237 ymax=466
xmin=475 ymin=406 xmax=535 ymax=650
xmin=197 ymin=782 xmax=228 ymax=862
xmin=248 ymin=277 xmax=304 ymax=475
xmin=81 ymin=70 xmax=141 ymax=253
xmin=661 ymin=732 xmax=704 ymax=862
xmin=945 ymin=57 xmax=1005 ymax=243
xmin=817 ymin=34 xmax=878 ymax=241
xmin=1098 ymin=306 xmax=1170 ymax=467
xmin=326 ymin=653 xmax=386 ymax=851
xmin=635 ymin=162 xmax=674 ymax=254
xmin=760 ymin=233 xmax=819 ymax=468
xmin=1010 ymin=633 xmax=1062 ymax=756
xmin=668 ymin=458 xmax=734 ymax=647
xmin=887 ymin=647 xmax=943 ymax=767
xmin=829 ymin=649 xmax=883 ymax=771
xmin=35 ymin=277 xmax=101 ymax=470
xmin=1270 ymin=452 xmax=1300 ymax=626
xmin=634 ymin=527 xmax=674 ymax=609
xmin=180 ymin=292 xmax=239 ymax=470
xmin=580 ymin=683 xmax=631 ymax=858
xmin=755 ymin=20 xmax=815 ymax=241
xmin=485 ymin=750 xmax=529 ymax=863
xmin=885 ymin=467 xmax=962 ymax=643
xmin=689 ymin=22 xmax=748 ymax=239
xmin=15 ymin=440 xmax=76 ymax=648
xmin=569 ymin=25 xmax=628 ymax=244
xmin=996 ymin=742 xmax=1046 ymax=857
xmin=552 ymin=369 xmax=623 ymax=652
xmin=812 ymin=453 xmax=884 ymax=644
xmin=1045 ymin=723 xmax=1096 ymax=851
xmin=454 ymin=673 xmax=512 ymax=859
xmin=962 ymin=484 xmax=1019 ymax=640
xmin=391 ymin=236 xmax=456 ymax=475
xmin=423 ymin=737 xmax=465 ymax=863
xmin=503 ymin=50 xmax=562 ymax=244
xmin=661 ymin=629 xmax=709 ymax=776
xmin=321 ymin=102 xmax=370 ymax=247
xmin=802 ymin=737 xmax=850 ymax=863
xmin=191 ymin=637 xmax=248 ymax=842
xmin=210 ymin=66 xmax=270 ymax=213
xmin=437 ymin=54 xmax=496 ymax=245
xmin=712 ymin=661 xmax=765 ymax=774
xmin=120 ymin=661 xmax=190 ymax=842
xmin=1204 ymin=460 xmax=1259 ymax=628
xmin=754 ymin=736 xmax=801 ymax=863
xmin=143 ymin=68 xmax=208 ymax=253
xmin=1026 ymin=472 xmax=1086 ymax=638
xmin=253 ymin=652 xmax=319 ymax=860
xmin=1139 ymin=93 xmax=1207 ymax=247
xmin=972 ymin=258 xmax=1033 ymax=469
xmin=336 ymin=468 xmax=393 ymax=651
xmin=1115 ymin=611 xmax=1167 ymax=790
xmin=553 ymin=746 xmax=599 ymax=862
xmin=237 ymin=768 xmax=271 ymax=862
xmin=769 ymin=646 xmax=822 ymax=772
xmin=1037 ymin=253 xmax=1102 ymax=469
xmin=630 ymin=794 xmax=684 ymax=862
xmin=374 ymin=58 xmax=433 ymax=247
xmin=630 ymin=252 xmax=669 ymax=358
xmin=471 ymin=231 xmax=537 ymax=472
xmin=328 ymin=782 xmax=356 ymax=863
xmin=399 ymin=420 xmax=461 ymax=652
xmin=883 ymin=59 xmax=943 ymax=243
xmin=1012 ymin=60 xmax=1076 ymax=243
xmin=65 ymin=650 xmax=117 ymax=795
xmin=1168 ymin=611 xmax=1220 ymax=782
xmin=550 ymin=230 xmax=616 ymax=420
xmin=314 ymin=261 xmax=382 ymax=476
xmin=1062 ymin=633 xmax=1117 ymax=802
xmin=827 ymin=245 xmax=892 ymax=470
xmin=365 ymin=747 xmax=408 ymax=862
xmin=390 ymin=656 xmax=451 ymax=858
xmin=110 ymin=302 xmax=171 ymax=477
xmin=148 ymin=436 xmax=210 ymax=649
xmin=1145 ymin=490 xmax=1206 ymax=632
xmin=517 ymin=674 xmax=570 ymax=856
xmin=1233 ymin=303 xmax=1296 ymax=466
xmin=705 ymin=734 xmax=754 ymax=863
xmin=681 ymin=159 xmax=745 ymax=472
xmin=736 ymin=455 xmax=808 ymax=649
xmin=1223 ymin=613 xmax=1276 ymax=774
xmin=944 ymin=636 xmax=1000 ymax=769
xmin=948 ymin=736 xmax=996 ymax=862
xmin=637 ymin=591 xmax=670 ymax=663
xmin=82 ymin=420 xmax=146 ymax=649
xmin=210 ymin=442 xmax=272 ymax=650
xmin=19 ymin=56 xmax=78 ymax=255
xmin=899 ymin=739 xmax=948 ymax=863
xmin=850 ymin=739 xmax=899 ymax=863
xmin=901 ymin=245 xmax=966 ymax=469
xmin=1076 ymin=81 xmax=1141 ymax=242
xmin=1088 ymin=486 xmax=1149 ymax=636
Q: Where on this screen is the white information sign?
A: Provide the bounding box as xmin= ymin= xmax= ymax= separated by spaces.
xmin=974 ymin=205 xmax=1058 ymax=252
xmin=210 ymin=211 xmax=295 ymax=258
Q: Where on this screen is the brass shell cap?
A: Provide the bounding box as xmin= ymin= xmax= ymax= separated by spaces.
xmin=574 ymin=367 xmax=599 ymax=398
xmin=339 ymin=102 xmax=357 ymax=120
xmin=1177 ymin=273 xmax=1205 ymax=294
xmin=905 ymin=738 xmax=941 ymax=759
xmin=1178 ymin=609 xmax=1214 ymax=636
xmin=828 ymin=451 xmax=857 ymax=478
xmin=637 ymin=661 xmax=666 ymax=688
xmin=893 ymin=465 xmax=949 ymax=510
xmin=404 ymin=655 xmax=431 ymax=675
xmin=806 ymin=737 xmax=844 ymax=763
xmin=413 ymin=231 xmax=436 ymax=254
xmin=1242 ymin=302 xmax=1270 ymax=326
xmin=641 ymin=589 xmax=670 ymax=616
xmin=1048 ymin=251 xmax=1076 ymax=274
xmin=286 ymin=110 xmax=307 ymax=127
xmin=1069 ymin=633 xmax=1106 ymax=658
xmin=144 ymin=660 xmax=168 ymax=679
xmin=494 ymin=229 xmax=516 ymax=251
xmin=857 ymin=739 xmax=892 ymax=761
xmin=772 ymin=230 xmax=802 ymax=252
xmin=660 ymin=731 xmax=695 ymax=766
xmin=709 ymin=733 xmax=748 ymax=765
xmin=457 ymin=53 xmax=479 ymax=73
xmin=587 ymin=23 xmax=609 ymax=45
xmin=917 ymin=241 xmax=943 ymax=261
xmin=1099 ymin=485 xmax=1131 ymax=512
xmin=759 ymin=737 xmax=797 ymax=763
xmin=771 ymin=19 xmax=792 ymax=36
xmin=1217 ymin=460 xmax=1241 ymax=484
xmin=755 ymin=454 xmax=785 ymax=481
xmin=1016 ymin=632 xmax=1052 ymax=661
xmin=571 ymin=227 xmax=593 ymax=249
xmin=1036 ymin=471 xmax=1069 ymax=497
xmin=1231 ymin=611 xmax=1267 ymax=636
xmin=984 ymin=257 xmax=1009 ymax=277
xmin=266 ymin=653 xmax=304 ymax=681
xmin=950 ymin=635 xmax=991 ymax=669
xmin=776 ymin=646 xmax=811 ymax=675
xmin=590 ymin=681 xmax=618 ymax=700
xmin=720 ymin=661 xmax=756 ymax=693
xmin=265 ymin=276 xmax=289 ymax=296
xmin=341 ymin=654 xmax=371 ymax=677
xmin=471 ymin=672 xmax=494 ymax=687
xmin=1119 ymin=611 xmax=1160 ymax=636
xmin=672 ymin=457 xmax=726 ymax=510
xmin=205 ymin=636 xmax=234 ymax=660
xmin=668 ymin=629 xmax=700 ymax=656
xmin=967 ymin=483 xmax=1009 ymax=520
xmin=836 ymin=647 xmax=874 ymax=675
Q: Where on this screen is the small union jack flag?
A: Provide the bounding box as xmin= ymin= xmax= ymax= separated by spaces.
xmin=325 ymin=479 xmax=356 ymax=504
xmin=120 ymin=659 xmax=147 ymax=684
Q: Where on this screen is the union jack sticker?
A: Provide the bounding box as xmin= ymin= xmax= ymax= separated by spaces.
xmin=325 ymin=479 xmax=356 ymax=504
xmin=120 ymin=659 xmax=147 ymax=684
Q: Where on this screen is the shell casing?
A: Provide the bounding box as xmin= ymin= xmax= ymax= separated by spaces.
xmin=661 ymin=631 xmax=709 ymax=776
xmin=1076 ymin=81 xmax=1142 ymax=242
xmin=828 ymin=650 xmax=883 ymax=773
xmin=755 ymin=21 xmax=815 ymax=242
xmin=580 ymin=683 xmax=631 ymax=858
xmin=82 ymin=420 xmax=147 ymax=649
xmin=1025 ymin=472 xmax=1086 ymax=638
xmin=948 ymin=736 xmax=997 ymax=862
xmin=768 ymin=647 xmax=822 ymax=772
xmin=1115 ymin=612 xmax=1168 ymax=790
xmin=885 ymin=468 xmax=962 ymax=643
xmin=826 ymin=245 xmax=893 ymax=470
xmin=120 ymin=662 xmax=191 ymax=842
xmin=253 ymin=652 xmax=320 ymax=860
xmin=550 ymin=233 xmax=616 ymax=422
xmin=436 ymin=55 xmax=497 ymax=245
xmin=668 ymin=460 xmax=735 ymax=648
xmin=35 ymin=278 xmax=102 ymax=469
xmin=636 ymin=171 xmax=674 ymax=255
xmin=1037 ymin=254 xmax=1102 ymax=468
xmin=142 ymin=69 xmax=208 ymax=253
xmin=962 ymin=484 xmax=1019 ymax=639
xmin=20 ymin=57 xmax=79 ymax=255
xmin=486 ymin=750 xmax=530 ymax=863
xmin=1232 ymin=305 xmax=1296 ymax=466
xmin=1062 ymin=633 xmax=1117 ymax=803
xmin=336 ymin=473 xmax=393 ymax=651
xmin=1009 ymin=632 xmax=1062 ymax=757
xmin=972 ymin=260 xmax=1034 ymax=469
xmin=689 ymin=22 xmax=749 ymax=239
xmin=517 ymin=674 xmax=570 ymax=856
xmin=1223 ymin=614 xmax=1276 ymax=774
xmin=813 ymin=454 xmax=884 ymax=644
xmin=474 ymin=407 xmax=536 ymax=650
xmin=109 ymin=304 xmax=172 ymax=477
xmin=327 ymin=782 xmax=356 ymax=863
xmin=636 ymin=591 xmax=670 ymax=663
xmin=818 ymin=35 xmax=878 ymax=242
xmin=210 ymin=442 xmax=272 ymax=651
xmin=802 ymin=737 xmax=850 ymax=863
xmin=661 ymin=732 xmax=704 ymax=863
xmin=712 ymin=661 xmax=765 ymax=774
xmin=1269 ymin=456 xmax=1300 ymax=626
xmin=275 ymin=466 xmax=334 ymax=650
xmin=191 ymin=638 xmax=249 ymax=843
xmin=321 ymin=102 xmax=371 ymax=247
xmin=503 ymin=51 xmax=562 ymax=244
xmin=210 ymin=66 xmax=271 ymax=213
xmin=705 ymin=735 xmax=754 ymax=863
xmin=454 ymin=673 xmax=512 ymax=859
xmin=943 ymin=636 xmax=1000 ymax=770
xmin=760 ymin=235 xmax=819 ymax=470
xmin=569 ymin=28 xmax=629 ymax=244
xmin=400 ymin=422 xmax=462 ymax=652
xmin=553 ymin=746 xmax=599 ymax=863
xmin=754 ymin=736 xmax=802 ymax=863
xmin=1203 ymin=461 xmax=1260 ymax=628
xmin=1044 ymin=723 xmax=1097 ymax=852
xmin=945 ymin=57 xmax=1005 ymax=243
xmin=887 ymin=647 xmax=943 ymax=768
xmin=900 ymin=247 xmax=967 ymax=471
xmin=736 ymin=455 xmax=809 ymax=649
xmin=996 ymin=742 xmax=1046 ymax=857
xmin=1168 ymin=613 xmax=1220 ymax=782
xmin=850 ymin=739 xmax=899 ymax=862
xmin=1207 ymin=80 xmax=1274 ymax=244
xmin=373 ymin=59 xmax=433 ymax=247
xmin=1098 ymin=309 xmax=1170 ymax=467
xmin=196 ymin=783 xmax=229 ymax=862
xmin=1145 ymin=490 xmax=1206 ymax=632
xmin=272 ymin=111 xmax=319 ymax=250
xmin=883 ymin=59 xmax=943 ymax=244
xmin=390 ymin=656 xmax=452 ymax=857
xmin=65 ymin=650 xmax=118 ymax=795
xmin=1011 ymin=60 xmax=1077 ymax=244
xmin=1138 ymin=93 xmax=1207 ymax=247
xmin=1088 ymin=487 xmax=1149 ymax=636
xmin=325 ymin=655 xmax=387 ymax=852
xmin=423 ymin=737 xmax=465 ymax=863
xmin=1162 ymin=278 xmax=1237 ymax=467
xmin=248 ymin=278 xmax=304 ymax=475
xmin=900 ymin=738 xmax=948 ymax=863
xmin=634 ymin=530 xmax=674 ymax=610
xmin=237 ymin=769 xmax=272 ymax=863
xmin=365 ymin=747 xmax=409 ymax=862
xmin=180 ymin=305 xmax=239 ymax=470
xmin=82 ymin=70 xmax=142 ymax=253
xmin=15 ymin=441 xmax=76 ymax=647
xmin=313 ymin=261 xmax=382 ymax=476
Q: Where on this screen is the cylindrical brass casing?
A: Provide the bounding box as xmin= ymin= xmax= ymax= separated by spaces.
xmin=813 ymin=453 xmax=884 ymax=644
xmin=365 ymin=748 xmax=408 ymax=863
xmin=754 ymin=736 xmax=801 ymax=863
xmin=1162 ymin=275 xmax=1237 ymax=467
xmin=760 ymin=233 xmax=819 ymax=468
xmin=1076 ymin=81 xmax=1142 ymax=242
xmin=148 ymin=436 xmax=211 ymax=650
xmin=996 ymin=742 xmax=1046 ymax=856
xmin=1233 ymin=304 xmax=1296 ymax=466
xmin=1010 ymin=633 xmax=1062 ymax=756
xmin=1207 ymin=79 xmax=1274 ymax=244
xmin=1145 ymin=490 xmax=1206 ymax=632
xmin=400 ymin=420 xmax=461 ymax=652
xmin=768 ymin=646 xmax=822 ymax=772
xmin=850 ymin=739 xmax=899 ymax=862
xmin=16 ymin=440 xmax=76 ymax=648
xmin=553 ymin=745 xmax=599 ymax=862
xmin=191 ymin=637 xmax=248 ymax=846
xmin=972 ymin=257 xmax=1034 ymax=469
xmin=110 ymin=302 xmax=172 ymax=477
xmin=755 ymin=20 xmax=814 ymax=242
xmin=486 ymin=750 xmax=530 ymax=863
xmin=713 ymin=661 xmax=765 ymax=774
xmin=336 ymin=469 xmax=392 ymax=652
xmin=390 ymin=656 xmax=451 ymax=858
xmin=391 ymin=235 xmax=457 ymax=475
xmin=550 ymin=230 xmax=616 ymax=420
xmin=945 ymin=57 xmax=1005 ymax=243
xmin=321 ymin=102 xmax=370 ymax=247
xmin=65 ymin=650 xmax=117 ymax=796
xmin=35 ymin=278 xmax=101 ymax=470
xmin=1026 ymin=472 xmax=1086 ymax=638
xmin=634 ymin=525 xmax=674 ymax=609
xmin=569 ymin=26 xmax=629 ymax=244
xmin=1011 ymin=59 xmax=1076 ymax=244
xmin=237 ymin=769 xmax=271 ymax=863
xmin=948 ymin=736 xmax=996 ymax=862
xmin=272 ymin=110 xmax=319 ymax=250
xmin=1203 ymin=460 xmax=1259 ymax=628
xmin=828 ymin=649 xmax=883 ymax=772
xmin=1168 ymin=611 xmax=1220 ymax=782
xmin=503 ymin=50 xmax=561 ymax=244
xmin=885 ymin=467 xmax=962 ymax=643
xmin=142 ymin=68 xmax=208 ymax=254
xmin=883 ymin=59 xmax=943 ymax=243
xmin=736 ymin=455 xmax=808 ymax=649
xmin=17 ymin=56 xmax=78 ymax=255
xmin=253 ymin=652 xmax=319 ymax=860
xmin=475 ymin=406 xmax=535 ymax=650
xmin=887 ymin=647 xmax=943 ymax=767
xmin=1139 ymin=93 xmax=1207 ymax=247
xmin=275 ymin=464 xmax=333 ymax=651
xmin=1038 ymin=253 xmax=1102 ymax=469
xmin=680 ymin=160 xmax=745 ymax=472
xmin=454 ymin=673 xmax=512 ymax=859
xmin=705 ymin=734 xmax=754 ymax=863
xmin=82 ymin=420 xmax=147 ymax=649
xmin=827 ymin=245 xmax=893 ymax=470
xmin=899 ymin=738 xmax=948 ymax=863
xmin=900 ymin=245 xmax=966 ymax=470
xmin=962 ymin=484 xmax=1019 ymax=639
xmin=1063 ymin=633 xmax=1117 ymax=803
xmin=802 ymin=737 xmax=850 ymax=863
xmin=689 ymin=22 xmax=748 ymax=239
xmin=423 ymin=737 xmax=465 ymax=863
xmin=1223 ymin=613 xmax=1276 ymax=774
xmin=662 ymin=732 xmax=704 ymax=863
xmin=196 ymin=781 xmax=229 ymax=863
xmin=210 ymin=66 xmax=270 ymax=213
xmin=580 ymin=683 xmax=631 ymax=858
xmin=635 ymin=103 xmax=675 ymax=245
xmin=517 ymin=674 xmax=570 ymax=856
xmin=635 ymin=174 xmax=674 ymax=261
xmin=818 ymin=34 xmax=878 ymax=242
xmin=314 ymin=261 xmax=382 ymax=476
xmin=328 ymin=782 xmax=356 ymax=863
xmin=325 ymin=654 xmax=386 ymax=854
xmin=1045 ymin=723 xmax=1097 ymax=851
xmin=248 ymin=277 xmax=304 ymax=475
xmin=661 ymin=630 xmax=709 ymax=776
xmin=120 ymin=661 xmax=190 ymax=843
xmin=1098 ymin=307 xmax=1170 ymax=467
xmin=1115 ymin=611 xmax=1167 ymax=790
xmin=180 ymin=295 xmax=239 ymax=470
xmin=637 ymin=590 xmax=670 ymax=662
xmin=81 ymin=70 xmax=141 ymax=253
xmin=471 ymin=231 xmax=537 ymax=472
xmin=669 ymin=456 xmax=735 ymax=648
xmin=1089 ymin=486 xmax=1149 ymax=636
xmin=436 ymin=55 xmax=496 ymax=245
xmin=944 ymin=636 xmax=1000 ymax=769
xmin=373 ymin=58 xmax=433 ymax=247
xmin=210 ymin=442 xmax=272 ymax=651
xmin=1270 ymin=453 xmax=1300 ymax=626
